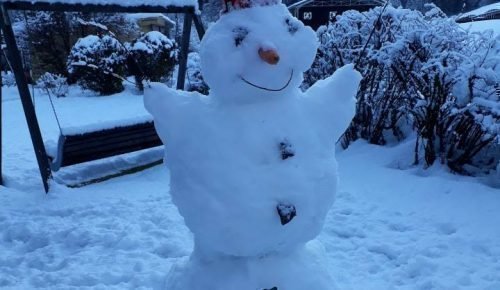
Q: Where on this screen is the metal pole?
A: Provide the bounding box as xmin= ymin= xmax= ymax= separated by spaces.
xmin=192 ymin=14 xmax=205 ymax=40
xmin=0 ymin=5 xmax=51 ymax=193
xmin=0 ymin=29 xmax=2 ymax=186
xmin=176 ymin=12 xmax=193 ymax=90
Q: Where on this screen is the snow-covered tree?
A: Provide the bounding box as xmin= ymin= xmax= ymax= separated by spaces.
xmin=201 ymin=0 xmax=223 ymax=22
xmin=72 ymin=13 xmax=139 ymax=42
xmin=18 ymin=11 xmax=73 ymax=77
xmin=67 ymin=35 xmax=127 ymax=95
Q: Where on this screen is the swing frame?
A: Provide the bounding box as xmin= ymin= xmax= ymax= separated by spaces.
xmin=0 ymin=0 xmax=205 ymax=193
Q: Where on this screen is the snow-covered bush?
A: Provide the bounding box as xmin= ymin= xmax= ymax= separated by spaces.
xmin=186 ymin=52 xmax=209 ymax=95
xmin=129 ymin=31 xmax=177 ymax=90
xmin=36 ymin=72 xmax=68 ymax=98
xmin=305 ymin=4 xmax=499 ymax=175
xmin=67 ymin=34 xmax=127 ymax=95
xmin=1 ymin=72 xmax=17 ymax=87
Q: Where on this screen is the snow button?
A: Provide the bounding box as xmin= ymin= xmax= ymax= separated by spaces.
xmin=277 ymin=203 xmax=296 ymax=225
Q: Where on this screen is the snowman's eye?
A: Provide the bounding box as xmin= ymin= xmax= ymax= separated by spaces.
xmin=285 ymin=18 xmax=299 ymax=35
xmin=233 ymin=27 xmax=249 ymax=47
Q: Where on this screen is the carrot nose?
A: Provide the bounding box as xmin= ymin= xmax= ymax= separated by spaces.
xmin=258 ymin=48 xmax=280 ymax=65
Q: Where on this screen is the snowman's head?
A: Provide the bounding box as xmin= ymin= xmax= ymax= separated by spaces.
xmin=200 ymin=3 xmax=318 ymax=104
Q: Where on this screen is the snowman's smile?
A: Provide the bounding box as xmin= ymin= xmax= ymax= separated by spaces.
xmin=239 ymin=70 xmax=294 ymax=92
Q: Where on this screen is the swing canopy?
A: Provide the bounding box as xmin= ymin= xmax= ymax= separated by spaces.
xmin=0 ymin=0 xmax=199 ymax=12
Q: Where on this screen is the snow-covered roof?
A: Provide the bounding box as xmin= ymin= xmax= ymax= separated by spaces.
xmin=456 ymin=3 xmax=500 ymax=23
xmin=0 ymin=0 xmax=198 ymax=9
xmin=461 ymin=3 xmax=500 ymax=18
xmin=128 ymin=13 xmax=176 ymax=26
xmin=288 ymin=0 xmax=383 ymax=9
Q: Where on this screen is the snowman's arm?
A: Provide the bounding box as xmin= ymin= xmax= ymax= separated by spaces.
xmin=303 ymin=64 xmax=362 ymax=141
xmin=145 ymin=82 xmax=187 ymax=118
xmin=144 ymin=82 xmax=205 ymax=140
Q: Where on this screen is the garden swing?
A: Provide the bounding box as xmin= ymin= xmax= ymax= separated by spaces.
xmin=20 ymin=11 xmax=162 ymax=173
xmin=0 ymin=0 xmax=205 ymax=192
xmin=44 ymin=92 xmax=162 ymax=172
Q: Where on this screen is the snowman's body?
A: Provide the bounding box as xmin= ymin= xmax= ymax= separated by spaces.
xmin=149 ymin=84 xmax=343 ymax=257
xmin=145 ymin=3 xmax=361 ymax=289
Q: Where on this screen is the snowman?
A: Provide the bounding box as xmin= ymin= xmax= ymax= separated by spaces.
xmin=144 ymin=0 xmax=361 ymax=288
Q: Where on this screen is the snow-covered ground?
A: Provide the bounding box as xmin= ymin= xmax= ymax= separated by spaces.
xmin=457 ymin=2 xmax=500 ymax=36
xmin=459 ymin=19 xmax=500 ymax=36
xmin=1 ymin=85 xmax=500 ymax=289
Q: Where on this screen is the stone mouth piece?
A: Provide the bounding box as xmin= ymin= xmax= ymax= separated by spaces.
xmin=239 ymin=70 xmax=294 ymax=92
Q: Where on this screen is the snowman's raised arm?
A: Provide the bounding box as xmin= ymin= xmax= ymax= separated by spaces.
xmin=144 ymin=82 xmax=206 ymax=140
xmin=302 ymin=64 xmax=362 ymax=142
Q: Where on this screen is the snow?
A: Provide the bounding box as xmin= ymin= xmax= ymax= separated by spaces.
xmin=0 ymin=170 xmax=191 ymax=290
xmin=127 ymin=13 xmax=176 ymax=26
xmin=459 ymin=19 xmax=500 ymax=36
xmin=165 ymin=241 xmax=336 ymax=290
xmin=0 ymin=0 xmax=198 ymax=9
xmin=460 ymin=2 xmax=500 ymax=18
xmin=2 ymin=90 xmax=500 ymax=289
xmin=325 ymin=139 xmax=500 ymax=289
xmin=131 ymin=31 xmax=174 ymax=54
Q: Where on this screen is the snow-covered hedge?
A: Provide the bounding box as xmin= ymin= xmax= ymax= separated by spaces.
xmin=67 ymin=34 xmax=127 ymax=95
xmin=304 ymin=4 xmax=499 ymax=175
xmin=129 ymin=31 xmax=177 ymax=90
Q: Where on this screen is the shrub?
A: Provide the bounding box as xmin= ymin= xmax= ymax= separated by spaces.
xmin=1 ymin=72 xmax=17 ymax=87
xmin=67 ymin=34 xmax=127 ymax=95
xmin=305 ymin=4 xmax=499 ymax=175
xmin=129 ymin=31 xmax=177 ymax=90
xmin=186 ymin=52 xmax=209 ymax=95
xmin=36 ymin=72 xmax=69 ymax=98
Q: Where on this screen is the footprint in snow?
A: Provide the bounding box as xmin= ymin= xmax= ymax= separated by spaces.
xmin=388 ymin=223 xmax=412 ymax=233
xmin=435 ymin=223 xmax=457 ymax=235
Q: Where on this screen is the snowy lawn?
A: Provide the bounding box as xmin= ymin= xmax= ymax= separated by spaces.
xmin=1 ymin=86 xmax=500 ymax=289
xmin=459 ymin=19 xmax=500 ymax=36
